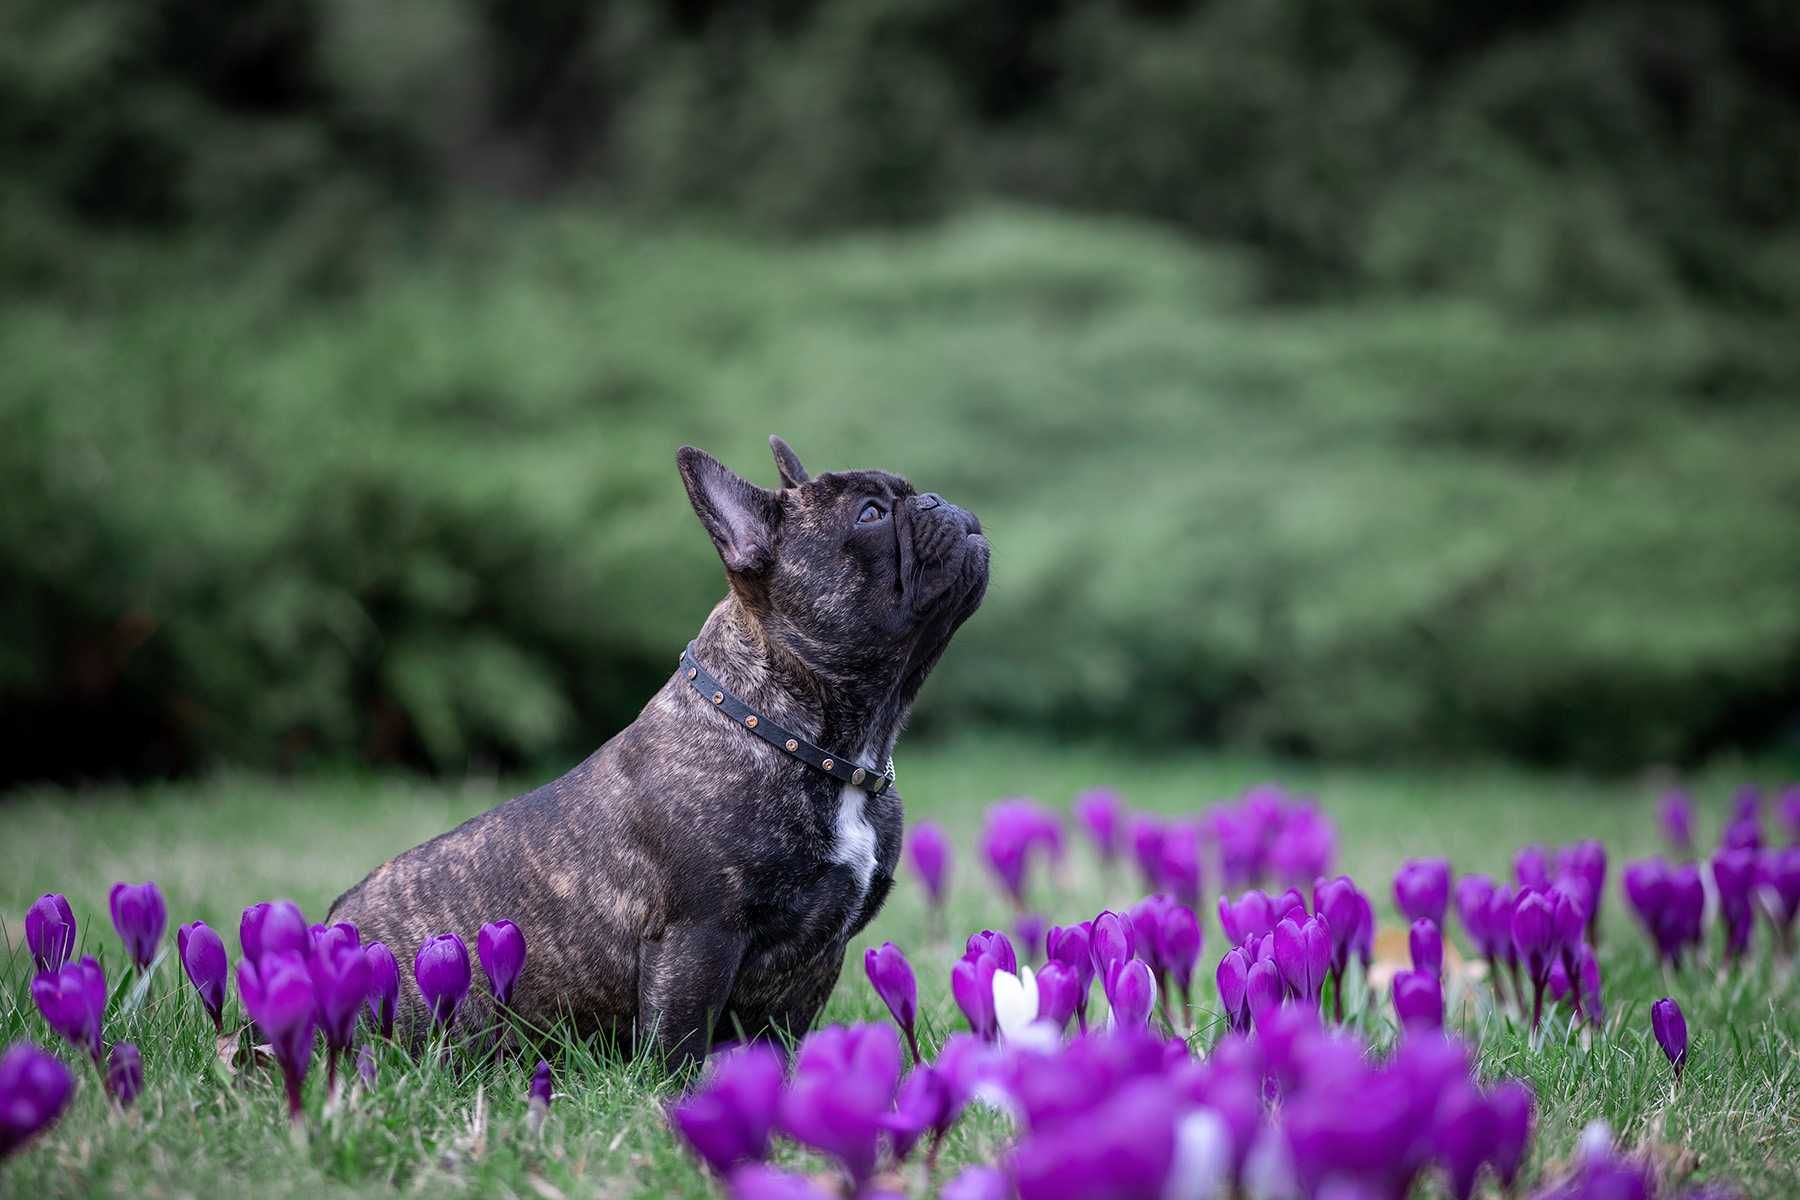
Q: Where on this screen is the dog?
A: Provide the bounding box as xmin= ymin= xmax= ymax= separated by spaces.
xmin=329 ymin=436 xmax=988 ymax=1064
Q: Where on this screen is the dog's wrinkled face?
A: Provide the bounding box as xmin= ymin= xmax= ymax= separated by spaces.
xmin=678 ymin=436 xmax=989 ymax=694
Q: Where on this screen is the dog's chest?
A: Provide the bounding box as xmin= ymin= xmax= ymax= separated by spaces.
xmin=829 ymin=778 xmax=879 ymax=900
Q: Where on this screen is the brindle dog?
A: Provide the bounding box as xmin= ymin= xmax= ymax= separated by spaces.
xmin=329 ymin=437 xmax=988 ymax=1065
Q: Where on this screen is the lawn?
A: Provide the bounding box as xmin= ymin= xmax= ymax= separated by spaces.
xmin=2 ymin=738 xmax=1796 ymax=1197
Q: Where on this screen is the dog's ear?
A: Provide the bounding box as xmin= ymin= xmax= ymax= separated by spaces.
xmin=678 ymin=446 xmax=780 ymax=574
xmin=769 ymin=434 xmax=810 ymax=488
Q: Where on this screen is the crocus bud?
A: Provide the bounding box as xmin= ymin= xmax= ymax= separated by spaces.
xmin=1073 ymin=789 xmax=1122 ymax=863
xmin=1105 ymin=957 xmax=1156 ymax=1029
xmin=1409 ymin=919 xmax=1443 ymax=977
xmin=1514 ymin=846 xmax=1551 ymax=891
xmin=1128 ymin=814 xmax=1167 ymax=891
xmin=1510 ymin=890 xmax=1559 ymax=1028
xmin=1274 ymin=916 xmax=1330 ymax=1005
xmin=1088 ymin=911 xmax=1135 ymax=978
xmin=1577 ymin=943 xmax=1605 ymax=1028
xmin=672 ymin=1043 xmax=785 ymax=1175
xmin=1311 ymin=875 xmax=1363 ymax=975
xmin=0 ymin=1042 xmax=75 ymax=1160
xmin=1216 ymin=946 xmax=1251 ymax=1033
xmin=311 ymin=939 xmax=372 ymax=1085
xmin=863 ymin=942 xmax=919 ymax=1062
xmin=364 ymin=941 xmax=399 ymax=1038
xmin=23 ymin=894 xmax=76 ymax=975
xmin=1394 ymin=859 xmax=1451 ymax=926
xmin=1218 ymin=890 xmax=1274 ymax=948
xmin=1159 ymin=902 xmax=1203 ymax=1005
xmin=1433 ymin=1082 xmax=1496 ymax=1200
xmin=30 ymin=956 xmax=106 ymax=1063
xmin=1489 ymin=1079 xmax=1534 ymax=1188
xmin=237 ymin=950 xmax=316 ymax=1119
xmin=906 ymin=822 xmax=950 ymax=909
xmin=1129 ymin=894 xmax=1170 ymax=980
xmin=106 ymin=1042 xmax=143 ymax=1108
xmin=1014 ymin=912 xmax=1045 ymax=965
xmin=1271 ymin=887 xmax=1308 ymax=925
xmin=477 ymin=919 xmax=527 ymax=1008
xmin=1034 ymin=961 xmax=1080 ymax=1033
xmin=1453 ymin=874 xmax=1497 ymax=956
xmin=951 ymin=953 xmax=999 ymax=1040
xmin=1245 ymin=957 xmax=1283 ymax=1028
xmin=527 ymin=1059 xmax=553 ymax=1135
xmin=109 ymin=881 xmax=166 ymax=970
xmin=965 ymin=929 xmax=1017 ymax=975
xmin=1659 ymin=790 xmax=1694 ymax=855
xmin=1393 ymin=969 xmax=1444 ymax=1032
xmin=240 ymin=900 xmax=309 ymax=965
xmin=414 ymin=934 xmax=472 ymax=1029
xmin=1760 ymin=847 xmax=1800 ymax=954
xmin=177 ymin=921 xmax=229 ymax=1031
xmin=1712 ymin=850 xmax=1758 ymax=961
xmin=1651 ymin=997 xmax=1687 ymax=1079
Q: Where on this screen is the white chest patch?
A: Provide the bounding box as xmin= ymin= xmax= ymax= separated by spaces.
xmin=831 ymin=781 xmax=878 ymax=900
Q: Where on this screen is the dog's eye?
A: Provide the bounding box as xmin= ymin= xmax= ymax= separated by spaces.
xmin=857 ymin=501 xmax=886 ymax=525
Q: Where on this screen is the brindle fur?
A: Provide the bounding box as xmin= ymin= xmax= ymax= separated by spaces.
xmin=329 ymin=436 xmax=988 ymax=1066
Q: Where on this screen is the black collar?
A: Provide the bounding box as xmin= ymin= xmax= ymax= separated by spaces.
xmin=680 ymin=643 xmax=895 ymax=796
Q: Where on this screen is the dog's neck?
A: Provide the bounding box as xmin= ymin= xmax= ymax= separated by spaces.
xmin=691 ymin=598 xmax=907 ymax=766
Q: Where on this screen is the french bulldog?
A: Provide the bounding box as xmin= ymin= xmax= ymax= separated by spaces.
xmin=329 ymin=436 xmax=988 ymax=1064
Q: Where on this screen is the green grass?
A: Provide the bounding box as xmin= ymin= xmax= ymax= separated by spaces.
xmin=2 ymin=739 xmax=1796 ymax=1196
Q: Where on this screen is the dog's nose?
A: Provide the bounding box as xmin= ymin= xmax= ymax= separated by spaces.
xmin=917 ymin=493 xmax=942 ymax=511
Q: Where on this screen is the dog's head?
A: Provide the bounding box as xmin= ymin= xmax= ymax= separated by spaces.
xmin=678 ymin=436 xmax=989 ymax=700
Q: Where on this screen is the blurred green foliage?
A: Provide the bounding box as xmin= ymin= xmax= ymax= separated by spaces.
xmin=3 ymin=211 xmax=1796 ymax=780
xmin=5 ymin=0 xmax=1800 ymax=310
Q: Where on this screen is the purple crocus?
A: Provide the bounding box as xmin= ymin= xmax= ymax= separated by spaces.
xmin=1312 ymin=875 xmax=1367 ymax=1020
xmin=1245 ymin=957 xmax=1283 ymax=1027
xmin=1514 ymin=845 xmax=1552 ymax=891
xmin=106 ymin=1042 xmax=143 ymax=1108
xmin=1392 ymin=970 xmax=1444 ymax=1032
xmin=1623 ymin=859 xmax=1689 ymax=966
xmin=1759 ymin=846 xmax=1800 ymax=956
xmin=951 ymin=951 xmax=999 ymax=1041
xmin=1034 ymin=961 xmax=1081 ymax=1033
xmin=1159 ymin=902 xmax=1202 ymax=1013
xmin=240 ymin=900 xmax=310 ymax=965
xmin=477 ymin=919 xmax=527 ymax=1008
xmin=1218 ymin=889 xmax=1274 ymax=948
xmin=884 ymin=1063 xmax=950 ymax=1162
xmin=1711 ymin=849 xmax=1758 ymax=961
xmin=24 ymin=894 xmax=76 ymax=975
xmin=1072 ymin=788 xmax=1122 ymax=864
xmin=1089 ymin=910 xmax=1135 ymax=979
xmin=981 ymin=797 xmax=1062 ymax=908
xmin=237 ymin=950 xmax=316 ymax=1119
xmin=864 ymin=941 xmax=919 ymax=1063
xmin=1410 ymin=919 xmax=1443 ymax=978
xmin=415 ymin=934 xmax=472 ymax=1029
xmin=109 ymin=881 xmax=166 ymax=970
xmin=1274 ymin=915 xmax=1331 ymax=1006
xmin=30 ymin=956 xmax=106 ymax=1064
xmin=906 ymin=821 xmax=951 ymax=913
xmin=364 ymin=941 xmax=399 ymax=1038
xmin=671 ymin=1042 xmax=785 ymax=1175
xmin=1651 ymin=997 xmax=1687 ymax=1079
xmin=1046 ymin=923 xmax=1095 ymax=1032
xmin=1394 ymin=859 xmax=1451 ymax=926
xmin=1659 ymin=790 xmax=1695 ymax=856
xmin=1106 ymin=957 xmax=1157 ymax=1029
xmin=527 ymin=1059 xmax=553 ymax=1134
xmin=1576 ymin=942 xmax=1605 ymax=1028
xmin=1453 ymin=874 xmax=1507 ymax=1002
xmin=1014 ymin=912 xmax=1046 ymax=965
xmin=311 ymin=937 xmax=371 ymax=1089
xmin=1559 ymin=840 xmax=1608 ymax=942
xmin=1722 ymin=787 xmax=1762 ymax=851
xmin=1128 ymin=813 xmax=1167 ymax=891
xmin=1489 ymin=1079 xmax=1534 ymax=1189
xmin=1510 ymin=890 xmax=1560 ymax=1031
xmin=0 ymin=1042 xmax=75 ymax=1160
xmin=777 ymin=1024 xmax=901 ymax=1187
xmin=966 ymin=929 xmax=1018 ymax=975
xmin=178 ymin=920 xmax=229 ymax=1031
xmin=1433 ymin=1082 xmax=1496 ymax=1200
xmin=1155 ymin=821 xmax=1204 ymax=910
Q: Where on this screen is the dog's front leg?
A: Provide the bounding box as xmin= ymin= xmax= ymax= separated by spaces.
xmin=637 ymin=922 xmax=748 ymax=1071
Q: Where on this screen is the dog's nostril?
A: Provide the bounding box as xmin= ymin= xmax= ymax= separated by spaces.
xmin=917 ymin=493 xmax=942 ymax=511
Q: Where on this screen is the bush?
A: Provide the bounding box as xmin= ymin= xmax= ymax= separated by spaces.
xmin=1 ymin=209 xmax=1795 ymax=782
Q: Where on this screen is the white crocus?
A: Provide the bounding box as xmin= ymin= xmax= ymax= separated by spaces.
xmin=1163 ymin=1108 xmax=1233 ymax=1200
xmin=991 ymin=965 xmax=1061 ymax=1053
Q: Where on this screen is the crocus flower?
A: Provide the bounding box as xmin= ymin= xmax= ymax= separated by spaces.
xmin=1089 ymin=911 xmax=1135 ymax=979
xmin=1576 ymin=942 xmax=1605 ymax=1028
xmin=477 ymin=919 xmax=527 ymax=1008
xmin=1073 ymin=788 xmax=1122 ymax=863
xmin=864 ymin=942 xmax=919 ymax=1062
xmin=1623 ymin=859 xmax=1682 ymax=966
xmin=106 ymin=1042 xmax=143 ymax=1108
xmin=1245 ymin=958 xmax=1283 ymax=1027
xmin=415 ymin=934 xmax=472 ymax=1029
xmin=1394 ymin=859 xmax=1451 ymax=926
xmin=1559 ymin=840 xmax=1608 ymax=942
xmin=109 ymin=881 xmax=166 ymax=970
xmin=1106 ymin=957 xmax=1156 ymax=1030
xmin=1392 ymin=970 xmax=1443 ymax=1032
xmin=177 ymin=921 xmax=229 ymax=1031
xmin=237 ymin=950 xmax=316 ymax=1119
xmin=310 ymin=921 xmax=359 ymax=957
xmin=1409 ymin=919 xmax=1443 ymax=978
xmin=1046 ymin=923 xmax=1095 ymax=1031
xmin=1035 ymin=961 xmax=1081 ymax=1033
xmin=1659 ymin=790 xmax=1695 ymax=856
xmin=981 ymin=797 xmax=1062 ymax=908
xmin=952 ymin=952 xmax=1000 ymax=1040
xmin=966 ymin=929 xmax=1018 ymax=975
xmin=1270 ymin=803 xmax=1338 ymax=885
xmin=1128 ymin=814 xmax=1167 ymax=891
xmin=907 ymin=822 xmax=951 ymax=911
xmin=1510 ymin=890 xmax=1559 ymax=1031
xmin=1651 ymin=997 xmax=1687 ymax=1079
xmin=1721 ymin=786 xmax=1762 ymax=851
xmin=1712 ymin=849 xmax=1758 ymax=961
xmin=527 ymin=1059 xmax=552 ymax=1135
xmin=1156 ymin=821 xmax=1204 ymax=910
xmin=240 ymin=900 xmax=309 ymax=965
xmin=1312 ymin=875 xmax=1368 ymax=1020
xmin=1432 ymin=1081 xmax=1496 ymax=1200
xmin=1014 ymin=912 xmax=1046 ymax=965
xmin=1488 ymin=1079 xmax=1534 ymax=1189
xmin=1275 ymin=915 xmax=1332 ymax=1006
xmin=1453 ymin=874 xmax=1507 ymax=1002
xmin=883 ymin=1063 xmax=949 ymax=1162
xmin=778 ymin=1024 xmax=901 ymax=1187
xmin=1159 ymin=902 xmax=1203 ymax=1012
xmin=1218 ymin=890 xmax=1275 ymax=948
xmin=30 ymin=956 xmax=106 ymax=1064
xmin=1513 ymin=846 xmax=1552 ymax=892
xmin=1760 ymin=846 xmax=1800 ymax=955
xmin=311 ymin=938 xmax=372 ymax=1088
xmin=672 ymin=1042 xmax=785 ymax=1175
xmin=0 ymin=1042 xmax=75 ymax=1160
xmin=364 ymin=941 xmax=399 ymax=1038
xmin=23 ymin=894 xmax=76 ymax=975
